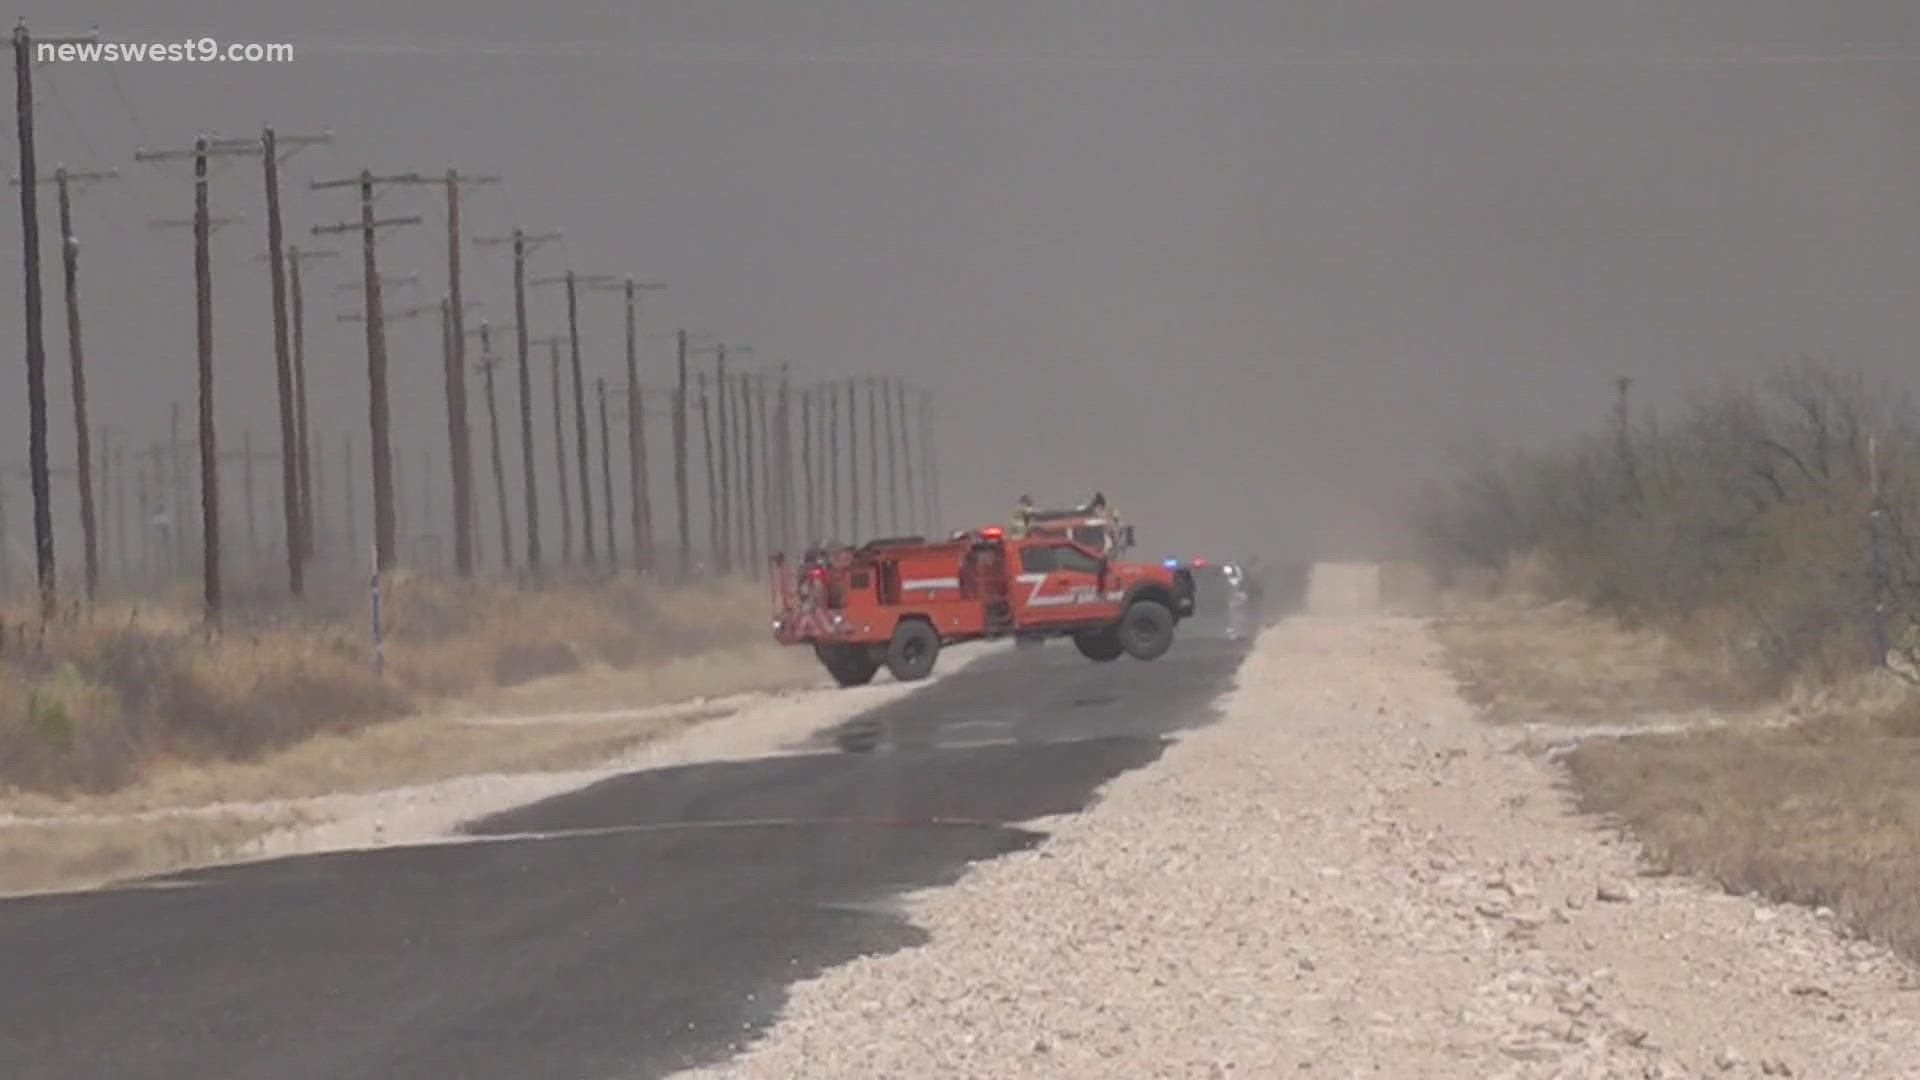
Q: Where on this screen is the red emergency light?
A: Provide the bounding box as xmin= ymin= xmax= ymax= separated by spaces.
xmin=981 ymin=526 xmax=1005 ymax=540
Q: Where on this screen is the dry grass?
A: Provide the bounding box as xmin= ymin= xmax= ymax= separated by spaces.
xmin=1566 ymin=722 xmax=1920 ymax=960
xmin=1437 ymin=596 xmax=1920 ymax=962
xmin=0 ymin=574 xmax=790 ymax=798
xmin=1433 ymin=599 xmax=1762 ymax=725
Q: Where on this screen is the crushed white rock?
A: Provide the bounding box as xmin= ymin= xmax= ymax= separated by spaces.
xmin=679 ymin=615 xmax=1920 ymax=1079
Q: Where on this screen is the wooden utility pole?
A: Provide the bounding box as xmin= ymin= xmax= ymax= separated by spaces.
xmin=673 ymin=330 xmax=700 ymax=580
xmin=597 ymin=378 xmax=616 ymax=569
xmin=468 ymin=320 xmax=515 ymax=571
xmin=475 ymin=230 xmax=560 ymax=578
xmin=715 ymin=347 xmax=733 ymax=573
xmin=689 ymin=342 xmax=747 ymax=573
xmin=865 ymin=378 xmax=881 ymax=539
xmin=437 ymin=171 xmax=495 ymax=578
xmin=591 ymin=278 xmax=665 ymax=574
xmin=532 ymin=272 xmax=616 ymax=567
xmin=881 ymin=376 xmax=901 ymax=535
xmin=541 ymin=335 xmax=573 ymax=564
xmin=194 ymin=142 xmax=222 ymax=621
xmin=845 ymin=378 xmax=860 ymax=540
xmin=36 ymin=165 xmax=117 ymax=599
xmin=895 ymin=378 xmax=917 ymax=535
xmin=14 ymin=22 xmax=94 ymax=619
xmin=697 ymin=372 xmax=720 ymax=572
xmin=801 ymin=386 xmax=816 ymax=543
xmin=287 ymin=247 xmax=336 ymax=563
xmin=310 ymin=171 xmax=424 ymax=573
xmin=920 ymin=389 xmax=941 ymax=530
xmin=737 ymin=375 xmax=757 ymax=572
xmin=236 ymin=128 xmax=330 ymax=597
xmin=774 ymin=367 xmax=793 ymax=554
xmin=828 ymin=384 xmax=842 ymax=540
xmin=139 ymin=137 xmax=262 ymax=624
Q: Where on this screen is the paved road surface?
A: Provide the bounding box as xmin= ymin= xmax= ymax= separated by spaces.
xmin=0 ymin=633 xmax=1248 ymax=1080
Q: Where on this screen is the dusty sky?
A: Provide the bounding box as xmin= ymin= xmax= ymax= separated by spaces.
xmin=5 ymin=1 xmax=1920 ymax=570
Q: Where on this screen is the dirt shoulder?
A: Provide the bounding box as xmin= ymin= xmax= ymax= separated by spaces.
xmin=684 ymin=613 xmax=1918 ymax=1078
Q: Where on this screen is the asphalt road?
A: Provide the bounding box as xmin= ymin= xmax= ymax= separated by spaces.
xmin=0 ymin=630 xmax=1250 ymax=1080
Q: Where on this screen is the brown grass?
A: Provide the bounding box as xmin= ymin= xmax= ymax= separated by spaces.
xmin=1437 ymin=597 xmax=1920 ymax=963
xmin=1433 ymin=599 xmax=1761 ymax=725
xmin=0 ymin=574 xmax=787 ymax=798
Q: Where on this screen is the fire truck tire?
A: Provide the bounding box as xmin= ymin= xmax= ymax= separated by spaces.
xmin=816 ymin=644 xmax=881 ymax=687
xmin=885 ymin=620 xmax=941 ymax=682
xmin=1118 ymin=600 xmax=1176 ymax=661
xmin=1073 ymin=630 xmax=1124 ymax=662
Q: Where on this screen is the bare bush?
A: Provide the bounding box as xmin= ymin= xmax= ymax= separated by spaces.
xmin=1416 ymin=358 xmax=1915 ymax=682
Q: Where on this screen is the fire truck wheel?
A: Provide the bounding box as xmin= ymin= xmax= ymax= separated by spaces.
xmin=885 ymin=620 xmax=942 ymax=682
xmin=815 ymin=644 xmax=881 ymax=687
xmin=1073 ymin=630 xmax=1124 ymax=662
xmin=1118 ymin=600 xmax=1176 ymax=661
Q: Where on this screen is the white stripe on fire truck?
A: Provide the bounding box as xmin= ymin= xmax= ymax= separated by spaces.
xmin=901 ymin=577 xmax=961 ymax=590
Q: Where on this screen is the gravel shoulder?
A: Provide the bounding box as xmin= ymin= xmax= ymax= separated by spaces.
xmin=682 ymin=614 xmax=1920 ymax=1078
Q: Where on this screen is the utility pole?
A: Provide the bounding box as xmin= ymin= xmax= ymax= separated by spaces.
xmin=591 ymin=278 xmax=665 ymax=574
xmin=710 ymin=346 xmax=733 ymax=573
xmin=895 ymin=377 xmax=917 ymax=535
xmin=12 ymin=164 xmax=117 ymax=600
xmin=139 ymin=136 xmax=261 ymax=624
xmin=14 ymin=21 xmax=94 ymax=619
xmin=241 ymin=428 xmax=258 ymax=560
xmin=697 ymin=372 xmax=719 ymax=573
xmin=235 ymin=127 xmax=330 ymax=598
xmin=674 ymin=331 xmax=690 ymax=577
xmin=437 ymin=170 xmax=495 ymax=578
xmin=474 ymin=229 xmax=560 ymax=578
xmin=775 ymin=367 xmax=793 ymax=554
xmin=468 ymin=320 xmax=515 ymax=571
xmin=801 ymin=385 xmax=816 ymax=543
xmin=310 ymin=171 xmax=424 ymax=573
xmin=373 ymin=171 xmax=500 ymax=576
xmin=738 ymin=375 xmax=758 ymax=572
xmin=828 ymin=384 xmax=842 ymax=540
xmin=689 ymin=342 xmax=749 ymax=573
xmin=540 ymin=335 xmax=573 ymax=564
xmin=265 ymin=245 xmax=340 ymax=565
xmin=920 ymin=388 xmax=941 ymax=530
xmin=532 ymin=271 xmax=616 ymax=567
xmin=881 ymin=376 xmax=901 ymax=534
xmin=597 ymin=378 xmax=616 ymax=570
xmin=865 ymin=378 xmax=881 ymax=539
xmin=846 ymin=378 xmax=861 ymax=541
xmin=669 ymin=331 xmax=713 ymax=578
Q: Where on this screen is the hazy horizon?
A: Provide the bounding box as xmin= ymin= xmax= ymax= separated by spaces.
xmin=6 ymin=0 xmax=1920 ymax=578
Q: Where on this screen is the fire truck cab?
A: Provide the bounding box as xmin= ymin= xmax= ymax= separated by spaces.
xmin=772 ymin=527 xmax=1196 ymax=687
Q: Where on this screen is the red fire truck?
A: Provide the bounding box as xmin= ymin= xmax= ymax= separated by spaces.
xmin=771 ymin=526 xmax=1197 ymax=686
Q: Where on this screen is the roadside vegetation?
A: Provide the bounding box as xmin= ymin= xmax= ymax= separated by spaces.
xmin=1416 ymin=358 xmax=1920 ymax=961
xmin=0 ymin=574 xmax=792 ymax=797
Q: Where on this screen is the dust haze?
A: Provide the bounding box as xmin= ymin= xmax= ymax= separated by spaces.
xmin=6 ymin=0 xmax=1920 ymax=566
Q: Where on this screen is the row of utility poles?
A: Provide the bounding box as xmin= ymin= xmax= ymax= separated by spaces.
xmin=9 ymin=19 xmax=944 ymax=626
